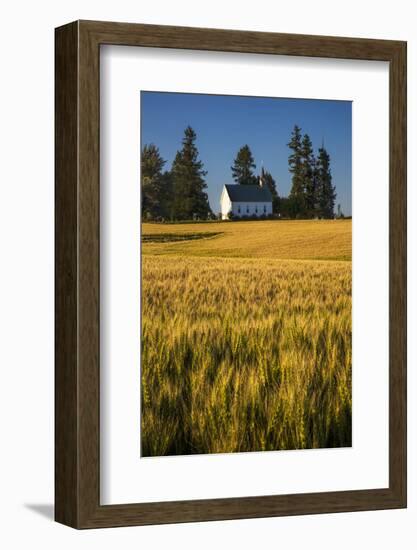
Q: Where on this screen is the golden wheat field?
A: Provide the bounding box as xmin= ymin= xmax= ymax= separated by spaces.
xmin=141 ymin=219 xmax=352 ymax=456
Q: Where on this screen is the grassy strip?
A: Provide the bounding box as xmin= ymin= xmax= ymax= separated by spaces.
xmin=142 ymin=232 xmax=223 ymax=243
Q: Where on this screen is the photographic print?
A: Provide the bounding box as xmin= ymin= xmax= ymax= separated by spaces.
xmin=55 ymin=21 xmax=406 ymax=527
xmin=140 ymin=91 xmax=352 ymax=458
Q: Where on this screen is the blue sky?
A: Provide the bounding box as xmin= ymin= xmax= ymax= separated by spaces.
xmin=141 ymin=91 xmax=352 ymax=216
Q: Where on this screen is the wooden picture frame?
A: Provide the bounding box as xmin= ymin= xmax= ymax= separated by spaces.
xmin=55 ymin=20 xmax=407 ymax=528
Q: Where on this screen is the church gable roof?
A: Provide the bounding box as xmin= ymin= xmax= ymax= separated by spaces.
xmin=224 ymin=184 xmax=272 ymax=202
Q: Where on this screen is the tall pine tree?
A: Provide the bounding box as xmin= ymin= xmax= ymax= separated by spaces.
xmin=231 ymin=145 xmax=257 ymax=185
xmin=288 ymin=125 xmax=305 ymax=217
xmin=171 ymin=126 xmax=212 ymax=220
xmin=301 ymin=133 xmax=316 ymax=218
xmin=316 ymin=146 xmax=336 ymax=219
xmin=260 ymin=167 xmax=279 ymax=213
xmin=141 ymin=144 xmax=166 ymax=220
xmin=159 ymin=170 xmax=174 ymax=220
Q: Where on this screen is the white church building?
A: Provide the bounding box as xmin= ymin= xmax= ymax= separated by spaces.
xmin=220 ymin=182 xmax=273 ymax=220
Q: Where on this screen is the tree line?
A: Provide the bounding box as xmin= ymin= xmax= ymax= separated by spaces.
xmin=286 ymin=125 xmax=336 ymax=219
xmin=141 ymin=126 xmax=212 ymax=221
xmin=141 ymin=124 xmax=337 ymax=221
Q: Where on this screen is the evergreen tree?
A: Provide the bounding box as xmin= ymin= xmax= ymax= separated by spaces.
xmin=159 ymin=170 xmax=174 ymax=220
xmin=171 ymin=126 xmax=212 ymax=220
xmin=312 ymin=156 xmax=320 ymax=216
xmin=288 ymin=125 xmax=305 ymax=217
xmin=316 ymin=146 xmax=336 ymax=218
xmin=141 ymin=144 xmax=166 ymax=219
xmin=231 ymin=145 xmax=257 ymax=185
xmin=278 ymin=197 xmax=294 ymax=218
xmin=301 ymin=133 xmax=316 ymax=217
xmin=260 ymin=167 xmax=279 ymax=213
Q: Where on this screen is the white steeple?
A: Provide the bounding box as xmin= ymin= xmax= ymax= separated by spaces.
xmin=259 ymin=160 xmax=264 ymax=187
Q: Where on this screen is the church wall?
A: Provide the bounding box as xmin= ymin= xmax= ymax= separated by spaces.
xmin=231 ymin=201 xmax=273 ymax=217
